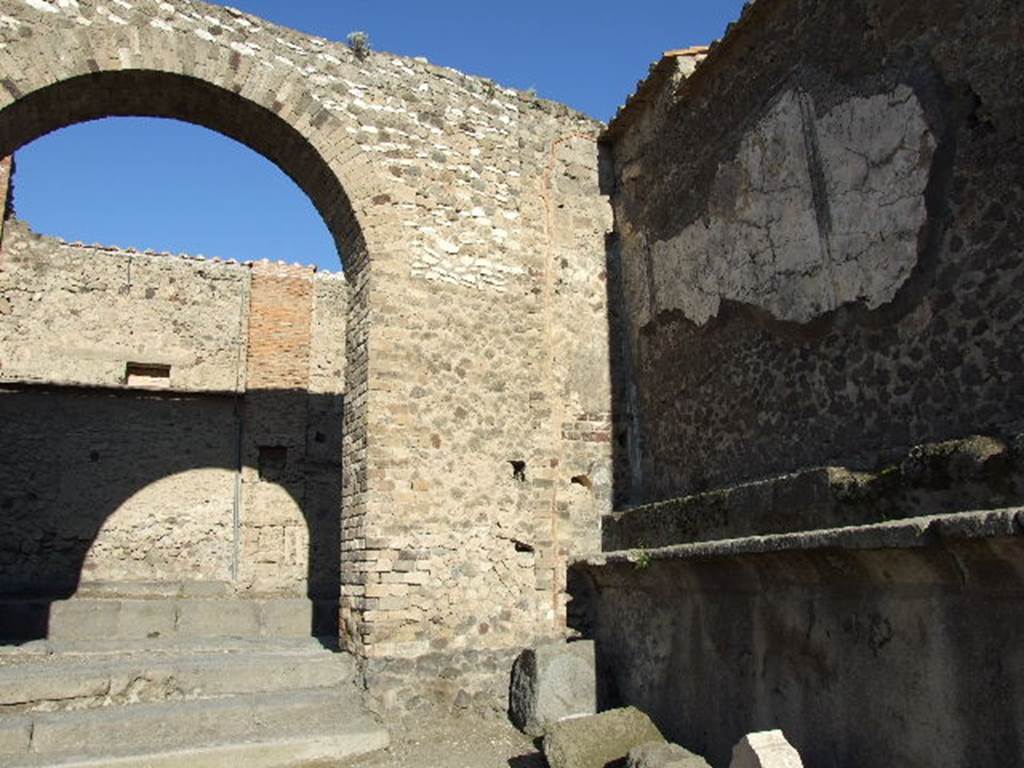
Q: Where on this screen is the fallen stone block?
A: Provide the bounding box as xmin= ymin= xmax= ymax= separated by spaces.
xmin=628 ymin=740 xmax=711 ymax=767
xmin=543 ymin=706 xmax=664 ymax=768
xmin=509 ymin=639 xmax=596 ymax=737
xmin=730 ymin=730 xmax=803 ymax=768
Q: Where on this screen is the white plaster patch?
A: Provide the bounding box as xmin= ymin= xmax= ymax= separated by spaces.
xmin=649 ymin=85 xmax=935 ymax=326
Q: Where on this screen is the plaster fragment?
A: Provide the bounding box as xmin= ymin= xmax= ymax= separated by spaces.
xmin=648 ymin=86 xmax=934 ymax=326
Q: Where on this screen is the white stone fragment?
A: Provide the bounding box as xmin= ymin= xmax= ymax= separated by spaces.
xmin=23 ymin=0 xmax=59 ymax=14
xmin=229 ymin=41 xmax=256 ymax=57
xmin=729 ymin=731 xmax=803 ymax=768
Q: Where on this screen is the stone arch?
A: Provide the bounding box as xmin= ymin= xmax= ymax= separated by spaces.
xmin=0 ymin=24 xmax=400 ymax=648
xmin=0 ymin=27 xmax=398 ymax=264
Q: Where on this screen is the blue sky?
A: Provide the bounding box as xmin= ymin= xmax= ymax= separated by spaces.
xmin=13 ymin=1 xmax=745 ymax=270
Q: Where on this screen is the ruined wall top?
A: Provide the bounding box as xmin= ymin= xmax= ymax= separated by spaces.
xmin=0 ymin=0 xmax=605 ymax=295
xmin=3 ymin=0 xmax=582 ymax=123
xmin=0 ymin=219 xmax=347 ymax=393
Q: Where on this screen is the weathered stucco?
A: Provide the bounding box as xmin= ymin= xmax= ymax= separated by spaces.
xmin=647 ymin=86 xmax=934 ymax=327
xmin=607 ymin=0 xmax=1024 ymax=503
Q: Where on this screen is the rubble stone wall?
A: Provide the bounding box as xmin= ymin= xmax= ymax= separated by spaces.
xmin=0 ymin=0 xmax=614 ymax=662
xmin=606 ymin=0 xmax=1024 ymax=505
xmin=0 ymin=221 xmax=347 ymax=620
xmin=577 ymin=521 xmax=1024 ymax=768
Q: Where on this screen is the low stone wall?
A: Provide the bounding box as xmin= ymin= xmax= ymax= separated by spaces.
xmin=574 ymin=510 xmax=1024 ymax=768
xmin=361 ymin=645 xmax=523 ymax=718
xmin=603 ymin=434 xmax=1024 ymax=549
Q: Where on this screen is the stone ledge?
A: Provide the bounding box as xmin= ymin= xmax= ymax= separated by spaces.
xmin=583 ymin=507 xmax=1024 ymax=568
xmin=603 ymin=435 xmax=1023 ymax=550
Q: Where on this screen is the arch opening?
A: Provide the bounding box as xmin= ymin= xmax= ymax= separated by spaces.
xmin=0 ymin=68 xmax=369 ymax=649
xmin=0 ymin=69 xmax=366 ymax=270
xmin=15 ymin=116 xmax=340 ymax=269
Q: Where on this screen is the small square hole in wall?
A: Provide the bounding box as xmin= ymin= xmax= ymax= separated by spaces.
xmin=258 ymin=446 xmax=288 ymax=481
xmin=125 ymin=362 xmax=171 ymax=389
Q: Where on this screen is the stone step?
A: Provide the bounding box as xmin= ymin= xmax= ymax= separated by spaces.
xmin=603 ymin=434 xmax=1024 ymax=550
xmin=0 ymin=636 xmax=331 ymax=659
xmin=0 ymin=596 xmax=326 ymax=643
xmin=0 ymin=688 xmax=388 ymax=767
xmin=0 ymin=645 xmax=357 ymax=712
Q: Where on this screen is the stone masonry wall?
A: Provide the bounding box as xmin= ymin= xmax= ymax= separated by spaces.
xmin=0 ymin=0 xmax=614 ymax=667
xmin=0 ymin=219 xmax=251 ymax=393
xmin=0 ymin=218 xmax=347 ymax=615
xmin=606 ymin=0 xmax=1024 ymax=507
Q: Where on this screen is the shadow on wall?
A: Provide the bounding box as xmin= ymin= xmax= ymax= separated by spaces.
xmin=0 ymin=384 xmax=343 ymax=647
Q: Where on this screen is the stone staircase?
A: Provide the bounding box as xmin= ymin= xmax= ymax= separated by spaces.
xmin=0 ymin=638 xmax=388 ymax=767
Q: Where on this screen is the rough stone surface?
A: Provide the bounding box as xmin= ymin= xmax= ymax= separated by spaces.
xmin=542 ymin=707 xmax=664 ymax=768
xmin=730 ymin=731 xmax=803 ymax=768
xmin=0 ymin=225 xmax=346 ymax=634
xmin=628 ymin=741 xmax=711 ymax=768
xmin=362 ymin=645 xmax=524 ymax=718
xmin=603 ymin=434 xmax=1024 ymax=550
xmin=606 ymin=0 xmax=1024 ymax=505
xmin=0 ymin=0 xmax=613 ymax=672
xmin=574 ymin=507 xmax=1024 ymax=768
xmin=509 ymin=640 xmax=597 ymax=737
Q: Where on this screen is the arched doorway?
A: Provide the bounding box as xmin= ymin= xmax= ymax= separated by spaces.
xmin=0 ymin=56 xmax=392 ymax=650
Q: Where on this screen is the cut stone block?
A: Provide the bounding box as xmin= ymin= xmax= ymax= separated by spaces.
xmin=730 ymin=730 xmax=804 ymax=768
xmin=0 ymin=717 xmax=31 ymax=758
xmin=509 ymin=640 xmax=596 ymax=737
xmin=628 ymin=740 xmax=712 ymax=768
xmin=543 ymin=706 xmax=664 ymax=768
xmin=175 ymin=599 xmax=260 ymax=638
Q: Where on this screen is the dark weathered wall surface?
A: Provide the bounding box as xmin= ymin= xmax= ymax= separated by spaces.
xmin=608 ymin=0 xmax=1024 ymax=504
xmin=577 ymin=516 xmax=1024 ymax=768
xmin=0 ymin=387 xmax=239 ymax=593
